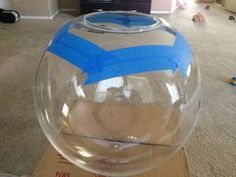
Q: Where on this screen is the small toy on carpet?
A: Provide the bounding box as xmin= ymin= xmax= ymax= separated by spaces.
xmin=204 ymin=4 xmax=210 ymax=10
xmin=228 ymin=15 xmax=235 ymax=20
xmin=176 ymin=0 xmax=187 ymax=9
xmin=192 ymin=13 xmax=205 ymax=22
xmin=228 ymin=76 xmax=236 ymax=86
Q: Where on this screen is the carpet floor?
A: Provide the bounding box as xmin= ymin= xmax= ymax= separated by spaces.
xmin=0 ymin=2 xmax=235 ymax=177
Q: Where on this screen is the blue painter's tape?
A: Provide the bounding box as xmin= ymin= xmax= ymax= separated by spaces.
xmin=47 ymin=21 xmax=192 ymax=85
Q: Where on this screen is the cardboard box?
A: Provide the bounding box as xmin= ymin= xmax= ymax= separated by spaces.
xmin=33 ymin=101 xmax=188 ymax=177
xmin=32 ymin=146 xmax=189 ymax=177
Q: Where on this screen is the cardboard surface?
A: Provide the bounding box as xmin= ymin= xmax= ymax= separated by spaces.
xmin=33 ymin=101 xmax=188 ymax=177
xmin=32 ymin=146 xmax=189 ymax=177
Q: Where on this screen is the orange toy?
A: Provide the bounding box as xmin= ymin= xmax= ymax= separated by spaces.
xmin=192 ymin=13 xmax=205 ymax=22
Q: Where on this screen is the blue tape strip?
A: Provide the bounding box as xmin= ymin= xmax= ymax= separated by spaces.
xmin=47 ymin=22 xmax=192 ymax=85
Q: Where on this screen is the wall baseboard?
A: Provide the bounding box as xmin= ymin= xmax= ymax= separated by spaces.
xmin=60 ymin=9 xmax=79 ymax=12
xmin=20 ymin=10 xmax=59 ymax=20
xmin=20 ymin=16 xmax=50 ymax=20
xmin=49 ymin=10 xmax=60 ymax=20
xmin=151 ymin=11 xmax=171 ymax=14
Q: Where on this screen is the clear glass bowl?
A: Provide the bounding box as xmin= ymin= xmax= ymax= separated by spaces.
xmin=34 ymin=11 xmax=201 ymax=177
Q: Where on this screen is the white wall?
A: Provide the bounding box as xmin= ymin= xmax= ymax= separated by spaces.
xmin=48 ymin=0 xmax=59 ymax=16
xmin=10 ymin=0 xmax=59 ymax=18
xmin=151 ymin=0 xmax=174 ymax=13
xmin=0 ymin=0 xmax=11 ymax=9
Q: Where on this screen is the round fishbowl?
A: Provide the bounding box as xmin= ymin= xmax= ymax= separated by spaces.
xmin=34 ymin=11 xmax=201 ymax=177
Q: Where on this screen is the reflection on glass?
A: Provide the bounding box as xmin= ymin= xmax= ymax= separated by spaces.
xmin=71 ymin=76 xmax=86 ymax=98
xmin=62 ymin=103 xmax=69 ymax=117
xmin=166 ymin=83 xmax=180 ymax=104
xmin=186 ymin=65 xmax=191 ymax=78
xmin=45 ymin=109 xmax=50 ymax=123
xmin=75 ymin=159 xmax=87 ymax=165
xmin=127 ymin=76 xmax=154 ymax=104
xmin=94 ymin=77 xmax=124 ymax=102
xmin=75 ymin=146 xmax=93 ymax=158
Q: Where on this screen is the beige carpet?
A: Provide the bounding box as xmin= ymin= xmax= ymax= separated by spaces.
xmin=163 ymin=3 xmax=236 ymax=177
xmin=0 ymin=2 xmax=236 ymax=177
